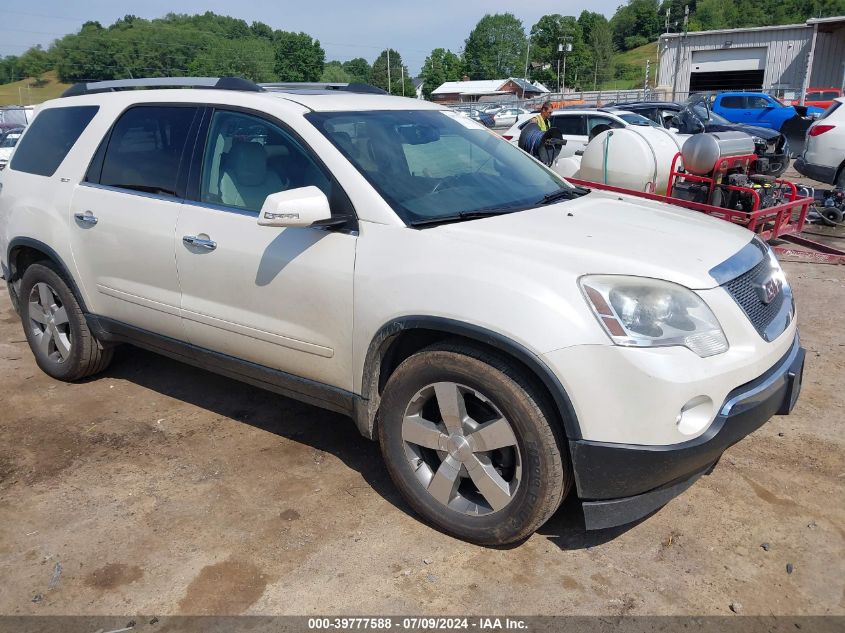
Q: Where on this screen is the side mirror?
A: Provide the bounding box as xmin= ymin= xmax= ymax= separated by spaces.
xmin=258 ymin=186 xmax=332 ymax=228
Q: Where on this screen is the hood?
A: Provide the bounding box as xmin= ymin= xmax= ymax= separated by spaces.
xmin=705 ymin=122 xmax=780 ymax=141
xmin=434 ymin=190 xmax=753 ymax=290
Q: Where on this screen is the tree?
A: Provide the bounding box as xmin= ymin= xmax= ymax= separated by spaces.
xmin=419 ymin=48 xmax=462 ymax=99
xmin=610 ymin=0 xmax=662 ymax=50
xmin=342 ymin=58 xmax=371 ymax=83
xmin=18 ymin=46 xmax=51 ymax=83
xmin=588 ymin=21 xmax=615 ymax=89
xmin=188 ymin=38 xmax=276 ymax=82
xmin=463 ymin=13 xmax=527 ymax=79
xmin=273 ymin=31 xmax=325 ymax=81
xmin=371 ymin=49 xmax=414 ymax=96
xmin=321 ymin=61 xmax=351 ymax=83
xmin=529 ymin=15 xmax=586 ymax=91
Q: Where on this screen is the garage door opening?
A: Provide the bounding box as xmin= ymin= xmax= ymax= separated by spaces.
xmin=689 ymin=70 xmax=765 ymax=92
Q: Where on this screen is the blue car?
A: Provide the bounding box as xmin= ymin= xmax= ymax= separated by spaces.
xmin=709 ymin=92 xmax=823 ymax=131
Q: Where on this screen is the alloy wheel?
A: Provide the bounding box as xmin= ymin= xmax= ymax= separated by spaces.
xmin=27 ymin=282 xmax=72 ymax=363
xmin=401 ymin=381 xmax=522 ymax=515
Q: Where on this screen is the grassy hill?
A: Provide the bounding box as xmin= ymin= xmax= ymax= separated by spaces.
xmin=0 ymin=72 xmax=71 ymax=106
xmin=598 ymin=41 xmax=659 ymax=91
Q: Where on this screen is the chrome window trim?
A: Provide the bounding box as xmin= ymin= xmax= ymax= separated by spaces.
xmin=78 ymin=181 xmax=184 ymax=204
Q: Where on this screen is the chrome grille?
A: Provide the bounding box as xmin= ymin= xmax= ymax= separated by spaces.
xmin=723 ymin=257 xmax=786 ymax=338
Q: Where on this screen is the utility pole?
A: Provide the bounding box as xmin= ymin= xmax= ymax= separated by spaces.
xmin=560 ymin=40 xmax=572 ymax=94
xmin=557 ymin=43 xmax=563 ymax=94
xmin=387 ymin=49 xmax=392 ymax=95
xmin=400 ymin=64 xmax=405 ymax=97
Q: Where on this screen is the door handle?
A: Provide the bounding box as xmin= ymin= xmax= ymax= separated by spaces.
xmin=182 ymin=235 xmax=217 ymax=251
xmin=74 ymin=211 xmax=98 ymax=226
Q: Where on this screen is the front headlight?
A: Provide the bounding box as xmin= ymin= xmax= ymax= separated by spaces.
xmin=580 ymin=275 xmax=729 ymax=357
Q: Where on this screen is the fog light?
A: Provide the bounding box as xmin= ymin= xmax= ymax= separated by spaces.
xmin=676 ymin=396 xmax=714 ymax=436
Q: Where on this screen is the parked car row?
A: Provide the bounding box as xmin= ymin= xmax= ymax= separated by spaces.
xmin=0 ymin=125 xmax=25 ymax=171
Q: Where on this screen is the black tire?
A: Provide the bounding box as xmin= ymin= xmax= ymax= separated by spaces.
xmin=377 ymin=342 xmax=571 ymax=545
xmin=820 ymin=205 xmax=844 ymax=226
xmin=18 ymin=261 xmax=113 ymax=381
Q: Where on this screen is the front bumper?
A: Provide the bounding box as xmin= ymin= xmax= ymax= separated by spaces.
xmin=794 ymin=157 xmax=836 ymax=184
xmin=572 ymin=333 xmax=804 ymax=530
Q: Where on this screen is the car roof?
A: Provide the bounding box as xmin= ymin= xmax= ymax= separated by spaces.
xmin=45 ymin=87 xmax=447 ymax=115
xmin=608 ymin=101 xmax=682 ymax=108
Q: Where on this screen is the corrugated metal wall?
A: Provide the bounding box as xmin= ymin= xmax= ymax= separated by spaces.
xmin=657 ymin=25 xmax=814 ymax=96
xmin=811 ymin=25 xmax=845 ymax=87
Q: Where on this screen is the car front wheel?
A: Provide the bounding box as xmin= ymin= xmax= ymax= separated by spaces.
xmin=377 ymin=343 xmax=571 ymax=545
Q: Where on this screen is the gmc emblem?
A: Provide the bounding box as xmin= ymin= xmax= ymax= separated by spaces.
xmin=757 ymin=276 xmax=782 ymax=305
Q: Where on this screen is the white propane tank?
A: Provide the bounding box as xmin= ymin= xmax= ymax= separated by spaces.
xmin=680 ymin=131 xmax=756 ymax=176
xmin=572 ymin=126 xmax=684 ymax=194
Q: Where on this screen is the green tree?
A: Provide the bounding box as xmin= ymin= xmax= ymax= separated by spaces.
xmin=18 ymin=46 xmax=52 ymax=83
xmin=188 ymin=38 xmax=276 ymax=82
xmin=273 ymin=31 xmax=325 ymax=81
xmin=342 ymin=58 xmax=371 ymax=83
xmin=611 ymin=0 xmax=662 ymax=50
xmin=588 ymin=20 xmax=615 ymax=89
xmin=529 ymin=15 xmax=586 ymax=91
xmin=419 ymin=48 xmax=462 ymax=99
xmin=371 ymin=49 xmax=414 ymax=95
xmin=463 ymin=13 xmax=527 ymax=79
xmin=321 ymin=61 xmax=351 ymax=83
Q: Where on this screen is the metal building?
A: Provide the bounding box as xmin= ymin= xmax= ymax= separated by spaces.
xmin=658 ymin=17 xmax=845 ymax=102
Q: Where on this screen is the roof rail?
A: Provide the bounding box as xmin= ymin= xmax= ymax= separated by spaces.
xmin=61 ymin=76 xmax=264 ymax=98
xmin=260 ymin=82 xmax=388 ymax=95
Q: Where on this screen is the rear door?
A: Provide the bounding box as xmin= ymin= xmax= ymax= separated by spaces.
xmin=68 ymin=104 xmax=199 ymax=340
xmin=714 ymin=95 xmax=748 ymax=123
xmin=549 ymin=114 xmax=587 ymax=157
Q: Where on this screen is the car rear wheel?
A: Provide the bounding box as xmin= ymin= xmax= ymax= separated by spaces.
xmin=19 ymin=262 xmax=113 ymax=381
xmin=377 ymin=343 xmax=571 ymax=545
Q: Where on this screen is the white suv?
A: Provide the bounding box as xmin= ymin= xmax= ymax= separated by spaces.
xmin=0 ymin=77 xmax=804 ymax=545
xmin=796 ymin=97 xmax=845 ymax=187
xmin=502 ymin=108 xmax=660 ymax=158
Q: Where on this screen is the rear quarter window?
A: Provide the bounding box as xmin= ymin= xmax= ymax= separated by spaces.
xmin=719 ymin=96 xmax=745 ymax=109
xmin=10 ymin=106 xmax=98 ymax=177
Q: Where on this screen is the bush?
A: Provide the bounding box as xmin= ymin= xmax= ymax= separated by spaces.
xmin=623 ymin=35 xmax=649 ymax=50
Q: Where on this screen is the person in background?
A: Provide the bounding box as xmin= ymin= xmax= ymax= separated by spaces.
xmin=534 ymin=101 xmax=552 ymax=132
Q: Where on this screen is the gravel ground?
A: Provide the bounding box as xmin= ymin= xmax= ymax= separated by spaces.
xmin=0 ymin=256 xmax=842 ymax=617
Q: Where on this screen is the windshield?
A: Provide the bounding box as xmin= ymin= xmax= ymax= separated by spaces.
xmin=0 ymin=134 xmax=21 ymax=148
xmin=690 ymin=104 xmax=730 ymax=125
xmin=617 ymin=112 xmax=658 ymax=127
xmin=307 ymin=110 xmax=572 ymax=225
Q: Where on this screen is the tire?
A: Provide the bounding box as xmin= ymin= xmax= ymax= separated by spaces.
xmin=18 ymin=261 xmax=113 ymax=381
xmin=377 ymin=342 xmax=571 ymax=545
xmin=820 ymin=205 xmax=844 ymax=226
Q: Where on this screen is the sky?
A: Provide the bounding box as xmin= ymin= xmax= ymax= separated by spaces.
xmin=1 ymin=1 xmax=624 ymax=75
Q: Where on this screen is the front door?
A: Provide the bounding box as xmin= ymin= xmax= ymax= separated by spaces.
xmin=175 ymin=108 xmax=356 ymax=391
xmin=68 ymin=105 xmax=199 ymax=340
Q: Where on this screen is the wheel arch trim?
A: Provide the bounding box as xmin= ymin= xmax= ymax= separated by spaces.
xmin=6 ymin=237 xmax=89 ymax=312
xmin=356 ymin=316 xmax=582 ymax=441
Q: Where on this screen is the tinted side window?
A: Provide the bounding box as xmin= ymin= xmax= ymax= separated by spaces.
xmin=200 ymin=110 xmax=330 ymax=213
xmin=588 ymin=115 xmax=624 ymax=133
xmin=747 ymin=96 xmax=770 ymax=109
xmin=720 ymin=96 xmax=745 ymax=109
xmin=100 ymin=106 xmax=197 ymax=197
xmin=10 ymin=106 xmax=98 ymax=177
xmin=550 ymin=115 xmax=586 ymax=135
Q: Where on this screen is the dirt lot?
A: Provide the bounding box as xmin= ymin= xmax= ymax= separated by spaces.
xmin=0 ymin=258 xmax=843 ymax=617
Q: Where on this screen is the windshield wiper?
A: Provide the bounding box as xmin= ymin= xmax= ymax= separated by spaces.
xmin=538 ymin=186 xmax=590 ymax=205
xmin=410 ymin=208 xmax=516 ymax=227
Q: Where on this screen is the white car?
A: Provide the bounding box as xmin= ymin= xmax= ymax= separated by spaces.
xmin=492 ymin=107 xmax=529 ymax=127
xmin=502 ymin=108 xmax=661 ymax=158
xmin=0 ymin=77 xmax=803 ymax=545
xmin=0 ymin=129 xmax=23 ymax=171
xmin=795 ymin=97 xmax=845 ymax=187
